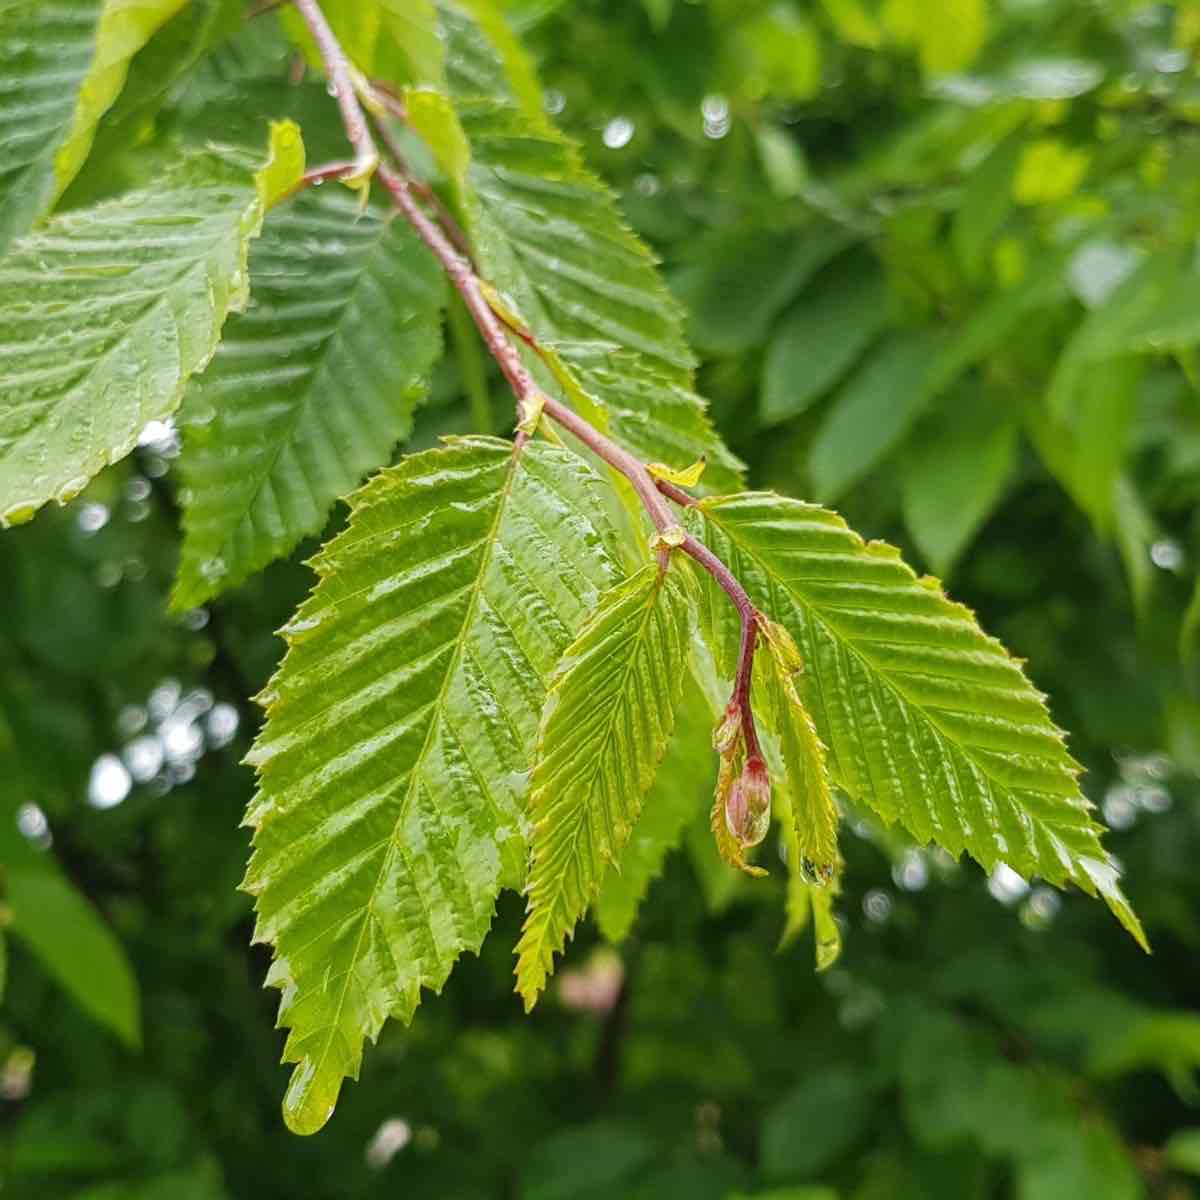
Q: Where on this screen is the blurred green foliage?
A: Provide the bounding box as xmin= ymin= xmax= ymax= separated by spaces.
xmin=3 ymin=0 xmax=1200 ymax=1195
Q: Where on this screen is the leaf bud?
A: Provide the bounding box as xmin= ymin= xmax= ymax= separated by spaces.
xmin=725 ymin=755 xmax=771 ymax=848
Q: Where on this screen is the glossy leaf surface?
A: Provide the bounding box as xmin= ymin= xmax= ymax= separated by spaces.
xmin=174 ymin=188 xmax=446 ymax=607
xmin=244 ymin=437 xmax=618 ymax=1133
xmin=0 ymin=122 xmax=303 ymax=526
xmin=690 ymin=492 xmax=1146 ymax=948
xmin=516 ymin=560 xmax=694 ymax=1008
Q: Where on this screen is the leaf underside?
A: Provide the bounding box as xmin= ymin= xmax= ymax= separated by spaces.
xmin=516 ymin=560 xmax=694 ymax=1009
xmin=0 ymin=126 xmax=302 ymax=526
xmin=690 ymin=492 xmax=1145 ymax=949
xmin=243 ymin=436 xmax=618 ymax=1134
xmin=174 ymin=187 xmax=446 ymax=608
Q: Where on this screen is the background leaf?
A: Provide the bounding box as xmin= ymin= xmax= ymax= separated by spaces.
xmin=173 ymin=188 xmax=446 ymax=607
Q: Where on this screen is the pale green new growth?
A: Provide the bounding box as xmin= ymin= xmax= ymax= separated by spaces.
xmin=0 ymin=0 xmax=185 ymax=253
xmin=243 ymin=437 xmax=618 ymax=1133
xmin=757 ymin=618 xmax=840 ymax=884
xmin=516 ymin=561 xmax=695 ymax=1010
xmin=594 ymin=684 xmax=716 ymax=943
xmin=691 ymin=492 xmax=1147 ymax=950
xmin=173 ymin=188 xmax=446 ymax=608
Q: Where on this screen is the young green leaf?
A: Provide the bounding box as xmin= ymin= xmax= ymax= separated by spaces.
xmin=0 ymin=0 xmax=187 ymax=252
xmin=173 ymin=188 xmax=446 ymax=609
xmin=437 ymin=0 xmax=544 ymax=119
xmin=690 ymin=492 xmax=1146 ymax=949
xmin=675 ymin=222 xmax=853 ymax=358
xmin=593 ymin=682 xmax=715 ymax=943
xmin=244 ymin=437 xmax=618 ymax=1134
xmin=0 ymin=122 xmax=304 ymax=528
xmin=758 ymin=619 xmax=839 ymax=885
xmin=809 ymin=330 xmax=948 ymax=502
xmin=516 ymin=561 xmax=695 ymax=1009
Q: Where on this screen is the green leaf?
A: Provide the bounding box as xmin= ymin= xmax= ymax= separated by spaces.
xmin=810 ymin=330 xmax=948 ymax=502
xmin=689 ymin=492 xmax=1147 ymax=949
xmin=594 ymin=681 xmax=715 ymax=943
xmin=0 ymin=122 xmax=304 ymax=528
xmin=1182 ymin=575 xmax=1200 ymax=670
xmin=516 ymin=560 xmax=695 ymax=1009
xmin=4 ymin=863 xmax=141 ymax=1047
xmin=173 ymin=188 xmax=446 ymax=608
xmin=1048 ymin=251 xmax=1199 ymax=422
xmin=760 ymin=252 xmax=886 ymax=427
xmin=1164 ymin=1129 xmax=1200 ymax=1176
xmin=677 ymin=223 xmax=853 ymax=357
xmin=524 ymin=1121 xmax=655 ymax=1200
xmin=1028 ymin=356 xmax=1140 ymax=530
xmin=1017 ymin=1120 xmax=1140 ymax=1200
xmin=243 ymin=437 xmax=618 ymax=1134
xmin=758 ymin=620 xmax=839 ymax=883
xmin=762 ymin=1066 xmax=874 ymax=1179
xmin=883 ymin=0 xmax=987 ymax=75
xmin=421 ymin=94 xmax=741 ymax=491
xmin=1111 ymin=474 xmax=1159 ymax=616
xmin=53 ymin=0 xmax=190 ymax=201
xmin=437 ymin=0 xmax=543 ymax=118
xmin=819 ymin=0 xmax=882 ymax=47
xmin=62 ymin=0 xmax=245 ymax=208
xmin=951 ymin=135 xmax=1021 ymax=281
xmin=902 ymin=393 xmax=1018 ymax=577
xmin=0 ymin=0 xmax=187 ymax=252
xmin=281 ymin=0 xmax=444 ymax=86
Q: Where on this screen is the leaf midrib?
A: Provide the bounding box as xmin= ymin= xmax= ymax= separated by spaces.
xmin=301 ymin=446 xmax=520 ymax=1084
xmin=528 ymin=568 xmax=665 ymax=952
xmin=703 ymin=507 xmax=1085 ymax=831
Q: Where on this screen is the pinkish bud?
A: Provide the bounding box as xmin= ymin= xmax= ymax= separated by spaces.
xmin=712 ymin=703 xmax=742 ymax=754
xmin=725 ymin=755 xmax=771 ymax=848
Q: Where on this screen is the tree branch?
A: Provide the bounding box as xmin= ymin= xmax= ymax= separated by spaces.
xmin=290 ymin=0 xmax=766 ymax=772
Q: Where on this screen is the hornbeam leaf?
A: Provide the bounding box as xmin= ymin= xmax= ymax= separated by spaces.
xmin=516 ymin=560 xmax=695 ymax=1009
xmin=437 ymin=0 xmax=543 ymax=119
xmin=173 ymin=188 xmax=446 ymax=608
xmin=689 ymin=492 xmax=1147 ymax=949
xmin=594 ymin=681 xmax=715 ymax=943
xmin=757 ymin=618 xmax=839 ymax=885
xmin=406 ymin=87 xmax=742 ymax=492
xmin=0 ymin=0 xmax=187 ymax=252
xmin=0 ymin=122 xmax=304 ymax=527
xmin=243 ymin=437 xmax=619 ymax=1134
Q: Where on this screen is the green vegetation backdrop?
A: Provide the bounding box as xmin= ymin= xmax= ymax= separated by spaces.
xmin=3 ymin=0 xmax=1200 ymax=1196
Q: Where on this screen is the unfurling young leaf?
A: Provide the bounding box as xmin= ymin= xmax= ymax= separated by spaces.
xmin=758 ymin=618 xmax=839 ymax=886
xmin=516 ymin=561 xmax=696 ymax=1010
